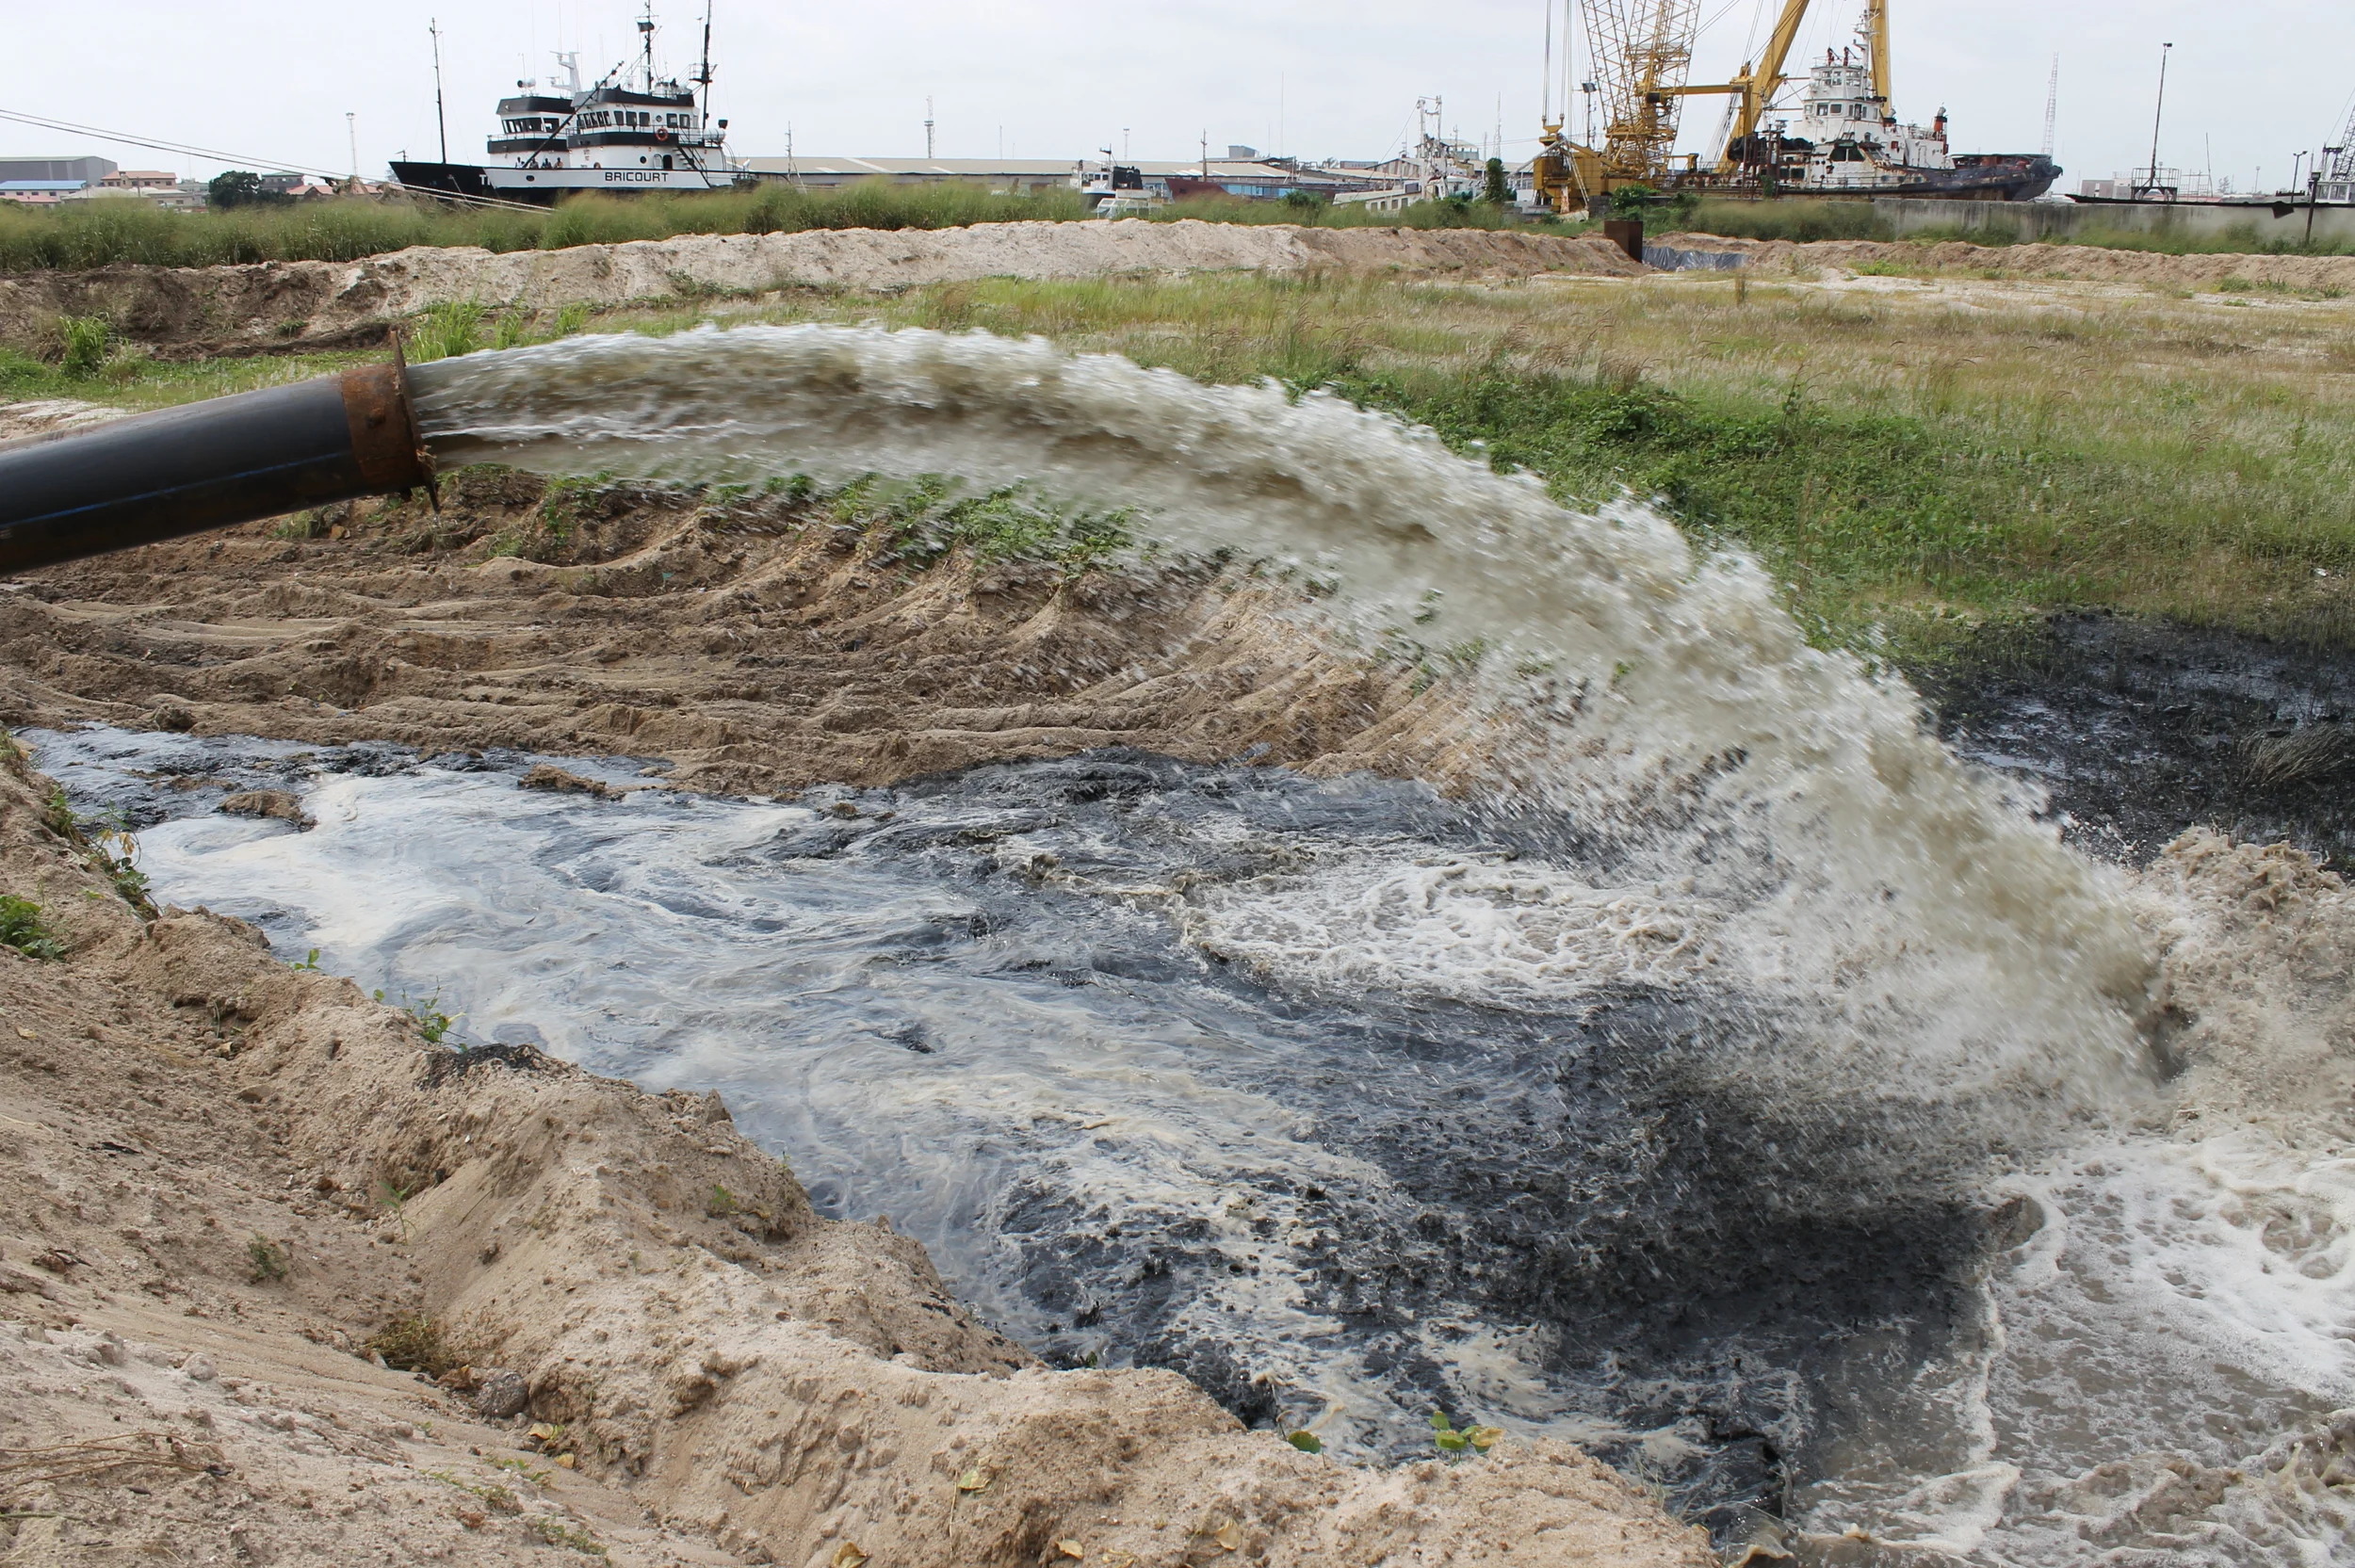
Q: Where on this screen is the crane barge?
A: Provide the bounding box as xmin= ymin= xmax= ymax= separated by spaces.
xmin=1533 ymin=0 xmax=2058 ymax=214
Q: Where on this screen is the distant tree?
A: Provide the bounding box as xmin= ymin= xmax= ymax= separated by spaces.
xmin=1482 ymin=157 xmax=1512 ymax=206
xmin=1281 ymin=187 xmax=1327 ymax=213
xmin=206 ymin=170 xmax=266 ymax=209
xmin=1607 ymin=183 xmax=1657 ymax=218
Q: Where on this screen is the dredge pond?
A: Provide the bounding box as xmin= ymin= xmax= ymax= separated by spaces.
xmin=30 ymin=714 xmax=2353 ymax=1564
xmin=14 ymin=318 xmax=2355 ymax=1562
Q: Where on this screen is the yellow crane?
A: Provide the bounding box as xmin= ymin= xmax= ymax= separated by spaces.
xmin=1533 ymin=0 xmax=1890 ymax=211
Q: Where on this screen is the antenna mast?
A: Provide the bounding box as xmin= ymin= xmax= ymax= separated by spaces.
xmin=638 ymin=1 xmax=657 ymax=91
xmin=696 ymin=0 xmax=715 ymax=116
xmin=2040 ymin=54 xmax=2058 ymax=159
xmin=430 ymin=19 xmax=448 ymax=164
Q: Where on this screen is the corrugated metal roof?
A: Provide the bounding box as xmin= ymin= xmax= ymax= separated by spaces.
xmin=739 ymin=157 xmax=1079 ymax=177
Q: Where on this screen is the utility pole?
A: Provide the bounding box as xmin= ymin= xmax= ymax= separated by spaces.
xmin=925 ymin=97 xmax=935 ymax=160
xmin=347 ymin=112 xmax=358 ymax=183
xmin=2136 ymin=41 xmax=2170 ymax=198
xmin=430 ymin=19 xmax=448 ymax=165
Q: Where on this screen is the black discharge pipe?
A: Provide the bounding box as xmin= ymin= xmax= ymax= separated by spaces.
xmin=0 ymin=356 xmax=436 ymax=576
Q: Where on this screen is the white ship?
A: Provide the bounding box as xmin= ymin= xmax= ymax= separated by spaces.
xmin=393 ymin=5 xmax=745 ymax=204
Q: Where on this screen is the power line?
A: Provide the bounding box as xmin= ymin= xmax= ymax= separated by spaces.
xmin=0 ymin=106 xmax=349 ymax=183
xmin=0 ymin=107 xmax=542 ymax=211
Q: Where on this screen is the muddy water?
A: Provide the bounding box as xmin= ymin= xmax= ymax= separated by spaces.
xmin=33 ymin=722 xmax=2351 ymax=1563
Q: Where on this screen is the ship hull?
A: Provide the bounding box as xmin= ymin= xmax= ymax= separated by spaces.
xmin=1768 ymin=154 xmax=2058 ymax=203
xmin=392 ymin=160 xmax=750 ymax=205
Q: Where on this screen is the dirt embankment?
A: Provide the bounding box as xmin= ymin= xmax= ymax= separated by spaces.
xmin=0 ymin=220 xmax=1643 ymax=360
xmin=1656 ymin=230 xmax=2355 ymax=290
xmin=0 ymin=738 xmax=1710 ymax=1566
xmin=0 ymin=462 xmax=1498 ymax=798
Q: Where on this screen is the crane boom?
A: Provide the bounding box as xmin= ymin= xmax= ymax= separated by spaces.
xmin=1725 ymin=0 xmax=1815 ymax=165
xmin=1864 ymin=0 xmax=1890 ymax=104
xmin=1579 ymin=0 xmax=1703 ymax=183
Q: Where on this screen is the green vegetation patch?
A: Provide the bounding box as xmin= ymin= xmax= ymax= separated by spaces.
xmin=0 ymin=894 xmax=65 ymax=960
xmin=1335 ymin=364 xmax=2355 ymax=652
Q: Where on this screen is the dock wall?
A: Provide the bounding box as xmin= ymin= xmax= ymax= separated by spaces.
xmin=1870 ymin=196 xmax=2355 ymax=247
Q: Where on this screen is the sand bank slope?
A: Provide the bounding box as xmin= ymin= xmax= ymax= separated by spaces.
xmin=0 ymin=465 xmax=1498 ymax=798
xmin=0 ymin=220 xmax=1642 ymax=359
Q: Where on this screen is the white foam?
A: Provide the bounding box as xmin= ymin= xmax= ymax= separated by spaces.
xmin=414 ymin=325 xmax=2153 ymax=1106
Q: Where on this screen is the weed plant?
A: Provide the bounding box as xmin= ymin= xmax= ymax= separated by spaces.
xmin=0 ymin=894 xmax=64 ymax=960
xmin=366 ymin=1314 xmax=452 ymax=1374
xmin=246 ymin=1236 xmax=288 ymax=1283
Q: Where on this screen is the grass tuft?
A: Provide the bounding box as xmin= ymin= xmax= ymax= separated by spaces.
xmin=366 ymin=1315 xmax=453 ymax=1375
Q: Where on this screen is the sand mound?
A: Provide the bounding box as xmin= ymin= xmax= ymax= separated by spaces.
xmin=0 ymin=220 xmax=1642 ymax=360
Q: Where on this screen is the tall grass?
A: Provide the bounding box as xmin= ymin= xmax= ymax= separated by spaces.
xmin=0 ymin=180 xmax=1093 ymax=273
xmin=1678 ymin=199 xmax=1893 ymax=242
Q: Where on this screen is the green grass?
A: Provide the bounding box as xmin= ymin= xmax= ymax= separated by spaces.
xmin=0 ymin=180 xmax=1096 ymax=273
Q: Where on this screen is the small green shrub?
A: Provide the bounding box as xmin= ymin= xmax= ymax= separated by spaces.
xmin=528 ymin=1515 xmax=609 ymax=1557
xmin=374 ymin=989 xmax=457 ymax=1043
xmin=376 ymin=1178 xmax=415 ymax=1242
xmin=366 ymin=1314 xmax=452 ymax=1374
xmin=0 ymin=895 xmax=65 ymax=960
xmin=82 ymin=818 xmax=154 ymax=914
xmin=57 ymin=315 xmax=109 ymax=376
xmin=247 ymin=1236 xmax=288 ymax=1282
xmin=1429 ymin=1410 xmax=1503 ymax=1459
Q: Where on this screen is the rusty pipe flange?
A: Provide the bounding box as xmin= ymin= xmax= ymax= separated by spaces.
xmin=341 ymin=338 xmax=437 ymax=505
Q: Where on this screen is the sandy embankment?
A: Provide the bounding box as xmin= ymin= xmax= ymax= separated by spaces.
xmin=0 ymin=219 xmax=1644 ymax=359
xmin=0 ymin=463 xmax=1501 ymax=798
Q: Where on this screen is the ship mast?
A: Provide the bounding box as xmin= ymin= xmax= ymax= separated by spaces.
xmin=695 ymin=0 xmax=715 ymax=120
xmin=1863 ymin=0 xmax=1891 ymax=111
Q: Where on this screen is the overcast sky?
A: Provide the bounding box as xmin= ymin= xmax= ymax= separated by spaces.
xmin=12 ymin=1 xmax=2353 ymax=196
